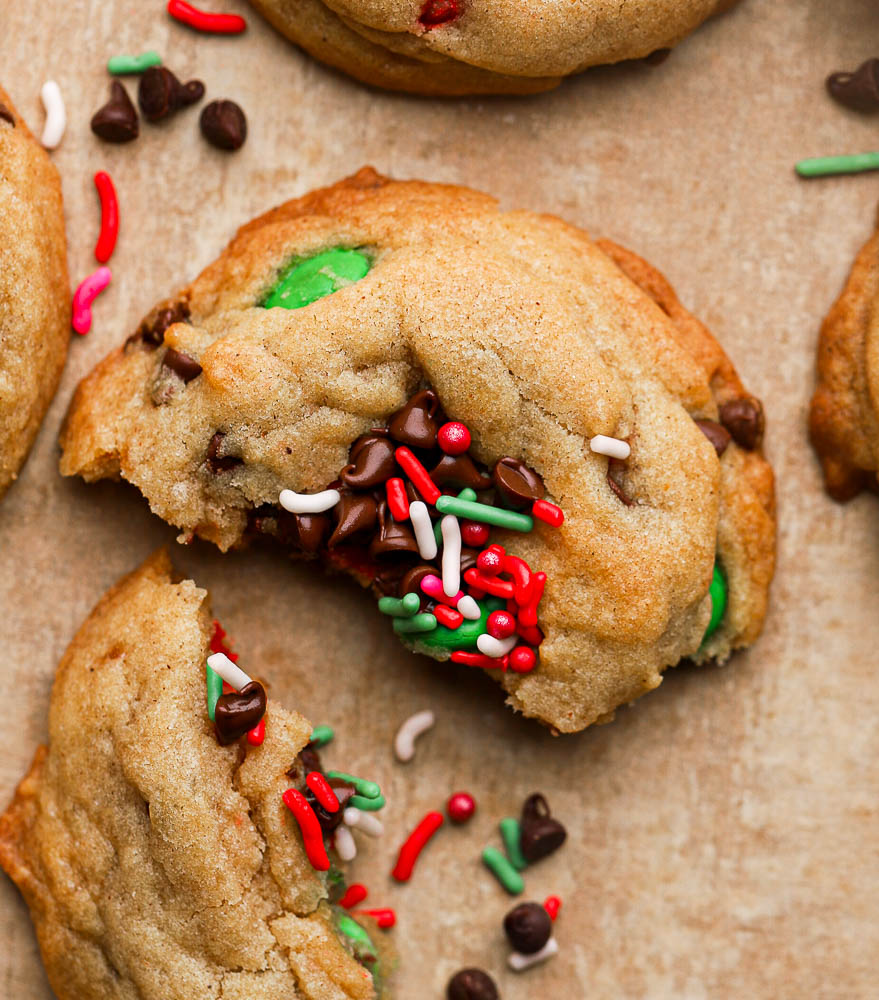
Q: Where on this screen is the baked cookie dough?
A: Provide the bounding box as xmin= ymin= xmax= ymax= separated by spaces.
xmin=0 ymin=551 xmax=389 ymax=1000
xmin=60 ymin=168 xmax=776 ymax=733
xmin=248 ymin=0 xmax=740 ymax=96
xmin=810 ymin=210 xmax=879 ymax=500
xmin=0 ymin=85 xmax=70 ymax=500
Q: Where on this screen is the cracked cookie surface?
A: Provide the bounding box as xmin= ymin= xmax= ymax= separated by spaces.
xmin=0 ymin=551 xmax=380 ymax=1000
xmin=60 ymin=168 xmax=775 ymax=732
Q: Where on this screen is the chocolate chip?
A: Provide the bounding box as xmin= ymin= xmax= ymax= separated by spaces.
xmin=430 ymin=453 xmax=492 ymax=490
xmin=459 ymin=546 xmax=479 ymax=573
xmin=206 ymin=431 xmax=242 ymax=473
xmin=606 ymin=458 xmax=633 ymax=506
xmin=90 ymin=81 xmax=139 ymax=143
xmin=493 ymin=457 xmax=544 ymax=509
xmin=306 ymin=778 xmax=355 ymax=833
xmin=370 ymin=500 xmax=420 ymax=558
xmin=827 ymin=58 xmax=879 ymax=112
xmin=132 ymin=301 xmax=191 ymax=348
xmin=398 ymin=563 xmax=436 ymax=600
xmin=214 ymin=681 xmax=266 ymax=745
xmin=387 ymin=389 xmax=440 ymax=449
xmin=328 ymin=491 xmax=377 ymax=547
xmin=719 ymin=397 xmax=764 ymax=451
xmin=297 ymin=744 xmax=323 ymax=776
xmin=503 ymin=902 xmax=552 ymax=955
xmin=294 ymin=512 xmax=329 ymax=553
xmin=199 ymin=99 xmax=247 ymax=150
xmin=519 ymin=793 xmax=566 ymax=863
xmin=138 ymin=66 xmax=204 ymax=123
xmin=0 ymin=102 xmax=15 ymax=127
xmin=161 ymin=347 xmax=202 ymax=383
xmin=694 ymin=419 xmax=731 ymax=457
xmin=341 ymin=435 xmax=397 ymax=489
xmin=446 ymin=968 xmax=498 ymax=1000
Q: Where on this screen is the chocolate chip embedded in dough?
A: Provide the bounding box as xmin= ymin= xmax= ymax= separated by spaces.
xmin=694 ymin=419 xmax=731 ymax=457
xmin=607 ymin=458 xmax=633 ymax=506
xmin=206 ymin=431 xmax=243 ymax=473
xmin=493 ymin=457 xmax=543 ymax=508
xmin=328 ymin=492 xmax=377 ymax=548
xmin=719 ymin=397 xmax=765 ymax=451
xmin=340 ymin=435 xmax=397 ymax=489
xmin=370 ymin=500 xmax=420 ymax=558
xmin=387 ymin=388 xmax=440 ymax=448
xmin=827 ymin=58 xmax=879 ymax=112
xmin=0 ymin=102 xmax=15 ymax=126
xmin=161 ymin=347 xmax=202 ymax=383
xmin=131 ymin=301 xmax=191 ymax=348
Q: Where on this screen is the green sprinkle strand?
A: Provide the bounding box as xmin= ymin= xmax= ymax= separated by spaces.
xmin=378 ymin=592 xmax=420 ymax=618
xmin=482 ymin=846 xmax=525 ymax=895
xmin=310 ymin=725 xmax=335 ymax=748
xmin=435 ymin=495 xmax=533 ymax=532
xmin=107 ymin=51 xmax=162 ymax=74
xmin=393 ymin=612 xmax=437 ymax=634
xmin=499 ymin=817 xmax=528 ymax=871
xmin=434 ymin=488 xmax=478 ymax=545
xmin=795 ymin=152 xmax=879 ymax=178
xmin=326 ymin=771 xmax=381 ymax=800
xmin=206 ymin=662 xmax=223 ymax=722
xmin=349 ymin=793 xmax=386 ymax=811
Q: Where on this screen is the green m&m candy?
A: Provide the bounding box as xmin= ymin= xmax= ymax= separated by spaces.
xmin=262 ymin=248 xmax=371 ymax=310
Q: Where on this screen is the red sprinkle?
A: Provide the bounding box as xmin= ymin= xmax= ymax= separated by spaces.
xmin=395 ymin=446 xmax=441 ymax=504
xmin=464 ymin=568 xmax=515 ymax=599
xmin=93 ymin=171 xmax=119 ymax=264
xmin=487 ymin=609 xmax=516 ymax=640
xmin=392 ymin=811 xmax=444 ymax=881
xmin=516 ymin=623 xmax=544 ymax=648
xmin=437 ymin=421 xmax=471 ymax=455
xmin=339 ymin=883 xmax=368 ymax=909
xmin=210 ymin=620 xmax=239 ymax=662
xmin=460 ymin=520 xmax=490 ymax=547
xmin=306 ymin=771 xmax=340 ymax=812
xmin=446 ymin=791 xmax=476 ymax=823
xmin=167 ymin=0 xmax=247 ymax=33
xmin=419 ymin=0 xmax=460 ymax=28
xmin=476 ymin=544 xmax=506 ymax=576
xmin=355 ymin=908 xmax=397 ymax=929
xmin=544 ymin=895 xmax=562 ymax=921
xmin=532 ymin=499 xmax=564 ymax=527
xmin=282 ymin=788 xmax=330 ymax=871
xmin=386 ymin=477 xmax=410 ymax=521
xmin=434 ymin=604 xmax=463 ymax=629
xmin=451 ymin=650 xmax=508 ymax=671
xmin=246 ymin=717 xmax=266 ymax=746
xmin=517 ymin=571 xmax=546 ymax=627
xmin=504 ymin=555 xmax=533 ymax=607
xmin=508 ymin=645 xmax=537 ymax=674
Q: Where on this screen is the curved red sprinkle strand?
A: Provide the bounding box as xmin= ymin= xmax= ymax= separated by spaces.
xmin=503 ymin=555 xmax=533 ymax=606
xmin=391 ymin=811 xmax=444 ymax=881
xmin=354 ymin=908 xmax=397 ymax=929
xmin=419 ymin=0 xmax=460 ymax=28
xmin=450 ymin=650 xmax=508 ymax=670
xmin=464 ymin=567 xmax=514 ymax=599
xmin=93 ymin=171 xmax=118 ymax=264
xmin=544 ymin=895 xmax=562 ymax=921
xmin=306 ymin=771 xmax=340 ymax=812
xmin=210 ymin=620 xmax=239 ymax=662
xmin=167 ymin=0 xmax=247 ymax=34
xmin=246 ymin=717 xmax=266 ymax=746
xmin=434 ymin=604 xmax=463 ymax=629
xmin=339 ymin=883 xmax=369 ymax=909
xmin=395 ymin=447 xmax=441 ymax=504
xmin=282 ymin=788 xmax=330 ymax=871
xmin=517 ymin=571 xmax=545 ymax=627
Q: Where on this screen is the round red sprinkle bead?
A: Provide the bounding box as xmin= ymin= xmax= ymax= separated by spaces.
xmin=509 ymin=645 xmax=537 ymax=674
xmin=447 ymin=791 xmax=476 ymax=824
xmin=487 ymin=610 xmax=516 ymax=640
xmin=460 ymin=520 xmax=489 ymax=547
xmin=437 ymin=421 xmax=471 ymax=455
xmin=476 ymin=546 xmax=504 ymax=576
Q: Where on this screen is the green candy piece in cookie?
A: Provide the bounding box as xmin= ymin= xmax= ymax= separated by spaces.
xmin=336 ymin=912 xmax=382 ymax=986
xmin=702 ymin=563 xmax=727 ymax=644
xmin=262 ymin=248 xmax=371 ymax=310
xmin=412 ymin=596 xmax=506 ymax=652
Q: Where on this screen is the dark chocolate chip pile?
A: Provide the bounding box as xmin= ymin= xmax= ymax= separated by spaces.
xmin=503 ymin=901 xmax=552 ymax=955
xmin=446 ymin=967 xmax=499 ymax=1000
xmin=138 ymin=66 xmax=204 ymax=122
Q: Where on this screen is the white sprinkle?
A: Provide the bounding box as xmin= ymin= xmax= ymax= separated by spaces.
xmin=476 ymin=633 xmax=517 ymax=658
xmin=206 ymin=652 xmax=252 ymax=691
xmin=343 ymin=807 xmax=385 ymax=837
xmin=40 ymin=81 xmax=66 ymax=149
xmin=393 ymin=709 xmax=436 ymax=763
xmin=590 ymin=435 xmax=631 ymax=460
xmin=278 ymin=488 xmax=341 ymax=514
xmin=457 ymin=595 xmax=481 ymax=620
xmin=409 ymin=501 xmax=437 ymax=559
xmin=441 ymin=516 xmax=461 ymax=598
xmin=334 ymin=824 xmax=357 ymax=862
xmin=508 ymin=937 xmax=559 ymax=972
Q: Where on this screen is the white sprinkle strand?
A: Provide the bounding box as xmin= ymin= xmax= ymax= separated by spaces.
xmin=206 ymin=652 xmax=252 ymax=691
xmin=334 ymin=824 xmax=357 ymax=862
xmin=278 ymin=488 xmax=341 ymax=514
xmin=343 ymin=807 xmax=385 ymax=837
xmin=508 ymin=937 xmax=559 ymax=972
xmin=393 ymin=709 xmax=436 ymax=763
xmin=40 ymin=81 xmax=66 ymax=149
xmin=457 ymin=595 xmax=481 ymax=620
xmin=441 ymin=516 xmax=462 ymax=598
xmin=476 ymin=633 xmax=518 ymax=659
xmin=590 ymin=435 xmax=631 ymax=460
xmin=409 ymin=501 xmax=437 ymax=559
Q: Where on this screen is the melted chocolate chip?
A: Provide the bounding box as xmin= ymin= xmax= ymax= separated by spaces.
xmin=340 ymin=435 xmax=397 ymax=489
xmin=214 ymin=681 xmax=266 ymax=745
xmin=694 ymin=419 xmax=731 ymax=457
xmin=130 ymin=301 xmax=191 ymax=349
xmin=328 ymin=492 xmax=377 ymax=548
xmin=827 ymin=58 xmax=879 ymax=112
xmin=607 ymin=458 xmax=633 ymax=506
xmin=0 ymin=102 xmax=15 ymax=126
xmin=206 ymin=431 xmax=243 ymax=473
xmin=295 ymin=512 xmax=329 ymax=553
xmin=493 ymin=457 xmax=544 ymax=509
xmin=503 ymin=901 xmax=552 ymax=955
xmin=446 ymin=968 xmax=498 ymax=1000
xmin=138 ymin=66 xmax=204 ymax=122
xmin=370 ymin=500 xmax=420 ymax=558
xmin=91 ymin=81 xmax=139 ymax=143
xmin=387 ymin=389 xmax=440 ymax=449
xmin=199 ymin=99 xmax=247 ymax=150
xmin=162 ymin=347 xmax=202 ymax=383
xmin=399 ymin=563 xmax=436 ymax=600
xmin=719 ymin=397 xmax=764 ymax=451
xmin=297 ymin=744 xmax=323 ymax=776
xmin=430 ymin=453 xmax=492 ymax=490
xmin=306 ymin=778 xmax=356 ymax=834
xmin=519 ymin=793 xmax=566 ymax=863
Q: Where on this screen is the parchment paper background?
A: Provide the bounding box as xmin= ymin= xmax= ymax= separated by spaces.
xmin=2 ymin=0 xmax=878 ymax=996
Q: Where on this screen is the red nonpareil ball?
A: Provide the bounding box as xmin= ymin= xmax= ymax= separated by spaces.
xmin=476 ymin=546 xmax=504 ymax=576
xmin=446 ymin=791 xmax=476 ymax=823
xmin=487 ymin=610 xmax=516 ymax=640
xmin=437 ymin=421 xmax=471 ymax=455
xmin=461 ymin=520 xmax=489 ymax=547
xmin=509 ymin=646 xmax=537 ymax=674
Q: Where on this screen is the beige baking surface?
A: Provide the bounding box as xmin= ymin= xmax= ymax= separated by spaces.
xmin=2 ymin=1 xmax=878 ymax=997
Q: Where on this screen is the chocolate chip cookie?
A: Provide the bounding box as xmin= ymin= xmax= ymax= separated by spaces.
xmin=810 ymin=210 xmax=879 ymax=500
xmin=0 ymin=551 xmax=389 ymax=1000
xmin=249 ymin=0 xmax=740 ymax=96
xmin=59 ymin=168 xmax=775 ymax=733
xmin=0 ymin=85 xmax=70 ymax=500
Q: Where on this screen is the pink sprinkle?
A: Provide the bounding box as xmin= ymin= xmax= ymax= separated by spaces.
xmin=420 ymin=573 xmax=464 ymax=607
xmin=72 ymin=266 xmax=111 ymax=335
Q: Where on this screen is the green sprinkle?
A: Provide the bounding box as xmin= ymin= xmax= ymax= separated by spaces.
xmin=336 ymin=913 xmax=381 ymax=985
xmin=262 ymin=248 xmax=371 ymax=310
xmin=499 ymin=817 xmax=528 ymax=871
xmin=701 ymin=563 xmax=728 ymax=645
xmin=107 ymin=51 xmax=162 ymax=74
xmin=378 ymin=592 xmax=420 ymax=618
xmin=309 ymin=725 xmax=335 ymax=748
xmin=482 ymin=846 xmax=524 ymax=895
xmin=393 ymin=612 xmax=437 ymax=634
xmin=457 ymin=488 xmax=478 ymax=503
xmin=349 ymin=793 xmax=386 ymax=811
xmin=434 ymin=488 xmax=478 ymax=545
xmin=795 ymin=151 xmax=879 ymax=178
xmin=326 ymin=772 xmax=381 ymax=800
xmin=415 ymin=596 xmax=504 ymax=651
xmin=435 ymin=495 xmax=533 ymax=532
xmin=206 ymin=662 xmax=223 ymax=722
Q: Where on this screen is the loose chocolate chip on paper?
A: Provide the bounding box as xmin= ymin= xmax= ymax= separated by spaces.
xmin=161 ymin=347 xmax=202 ymax=383
xmin=91 ymin=81 xmax=139 ymax=143
xmin=138 ymin=66 xmax=204 ymax=122
xmin=0 ymin=102 xmax=15 ymax=126
xmin=694 ymin=418 xmax=731 ymax=457
xmin=200 ymin=99 xmax=247 ymax=150
xmin=387 ymin=388 xmax=441 ymax=449
xmin=340 ymin=435 xmax=397 ymax=489
xmin=827 ymin=58 xmax=879 ymax=112
xmin=719 ymin=397 xmax=764 ymax=451
xmin=519 ymin=792 xmax=567 ymax=863
xmin=446 ymin=968 xmax=499 ymax=1000
xmin=214 ymin=681 xmax=266 ymax=745
xmin=503 ymin=901 xmax=553 ymax=955
xmin=493 ymin=456 xmax=544 ymax=508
